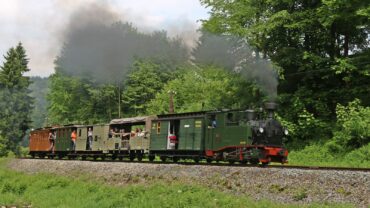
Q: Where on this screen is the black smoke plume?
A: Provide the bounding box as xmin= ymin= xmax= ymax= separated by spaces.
xmin=192 ymin=30 xmax=278 ymax=100
xmin=56 ymin=3 xmax=189 ymax=84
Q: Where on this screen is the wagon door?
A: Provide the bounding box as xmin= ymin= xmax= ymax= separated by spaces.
xmin=76 ymin=127 xmax=87 ymax=151
xmin=179 ymin=119 xmax=197 ymax=150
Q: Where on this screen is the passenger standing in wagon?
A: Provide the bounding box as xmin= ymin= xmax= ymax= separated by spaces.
xmin=49 ymin=131 xmax=56 ymax=153
xmin=71 ymin=130 xmax=77 ymax=152
xmin=87 ymin=128 xmax=93 ymax=150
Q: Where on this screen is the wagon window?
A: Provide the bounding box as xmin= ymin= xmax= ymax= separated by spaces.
xmin=78 ymin=129 xmax=82 ymax=137
xmin=157 ymin=122 xmax=161 ymax=134
xmin=226 ymin=112 xmax=239 ymax=126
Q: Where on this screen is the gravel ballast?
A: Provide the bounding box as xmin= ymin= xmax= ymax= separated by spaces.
xmin=7 ymin=159 xmax=370 ymax=207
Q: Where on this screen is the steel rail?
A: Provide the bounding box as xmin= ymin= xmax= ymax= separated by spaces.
xmin=17 ymin=157 xmax=370 ymax=172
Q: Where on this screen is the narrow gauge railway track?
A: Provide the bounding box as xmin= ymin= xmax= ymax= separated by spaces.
xmin=17 ymin=157 xmax=370 ymax=172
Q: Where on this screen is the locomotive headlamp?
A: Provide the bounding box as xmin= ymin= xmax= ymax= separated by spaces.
xmin=259 ymin=127 xmax=264 ymax=133
xmin=284 ymin=129 xmax=289 ymax=135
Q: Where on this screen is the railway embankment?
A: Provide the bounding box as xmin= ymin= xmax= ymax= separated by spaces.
xmin=8 ymin=159 xmax=370 ymax=207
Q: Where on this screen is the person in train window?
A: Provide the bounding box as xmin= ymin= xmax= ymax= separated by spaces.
xmin=87 ymin=128 xmax=93 ymax=150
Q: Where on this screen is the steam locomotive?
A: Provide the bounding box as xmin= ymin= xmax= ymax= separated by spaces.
xmin=29 ymin=102 xmax=288 ymax=165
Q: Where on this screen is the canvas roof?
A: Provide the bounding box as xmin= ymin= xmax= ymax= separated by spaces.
xmin=110 ymin=116 xmax=151 ymax=125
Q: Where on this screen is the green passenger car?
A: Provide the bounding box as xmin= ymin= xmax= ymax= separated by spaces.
xmin=149 ymin=112 xmax=206 ymax=162
xmin=55 ymin=126 xmax=75 ymax=152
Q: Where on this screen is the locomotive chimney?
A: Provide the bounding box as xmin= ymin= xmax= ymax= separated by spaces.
xmin=264 ymin=102 xmax=278 ymax=119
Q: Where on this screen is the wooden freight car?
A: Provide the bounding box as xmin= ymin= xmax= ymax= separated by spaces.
xmin=29 ymin=127 xmax=53 ymax=158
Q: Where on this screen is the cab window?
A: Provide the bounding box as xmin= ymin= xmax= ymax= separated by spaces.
xmin=226 ymin=112 xmax=239 ymax=126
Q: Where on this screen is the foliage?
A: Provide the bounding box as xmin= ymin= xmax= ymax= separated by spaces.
xmin=122 ymin=60 xmax=176 ymax=116
xmin=47 ymin=72 xmax=120 ymax=125
xmin=330 ymin=99 xmax=370 ymax=151
xmin=29 ymin=77 xmax=49 ymax=128
xmin=0 ymin=136 xmax=7 ymax=157
xmin=288 ymin=100 xmax=370 ymax=167
xmin=0 ymin=43 xmax=33 ymax=156
xmin=200 ymin=0 xmax=370 ymax=147
xmin=288 ymin=143 xmax=370 ymax=168
xmin=146 ymin=65 xmax=260 ymax=114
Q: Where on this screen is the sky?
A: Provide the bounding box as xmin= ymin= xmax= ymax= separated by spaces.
xmin=0 ymin=0 xmax=209 ymax=77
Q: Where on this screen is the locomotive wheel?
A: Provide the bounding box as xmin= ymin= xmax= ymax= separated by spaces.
xmin=250 ymin=159 xmax=259 ymax=165
xmin=228 ymin=160 xmax=235 ymax=164
xmin=193 ymin=157 xmax=200 ymax=163
xmin=148 ymin=155 xmax=155 ymax=162
xmin=206 ymin=158 xmax=212 ymax=164
xmin=261 ymin=162 xmax=269 ymax=167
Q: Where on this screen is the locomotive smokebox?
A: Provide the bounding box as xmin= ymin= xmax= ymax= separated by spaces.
xmin=264 ymin=102 xmax=278 ymax=119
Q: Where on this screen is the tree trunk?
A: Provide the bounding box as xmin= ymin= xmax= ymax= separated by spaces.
xmin=344 ymin=34 xmax=349 ymax=57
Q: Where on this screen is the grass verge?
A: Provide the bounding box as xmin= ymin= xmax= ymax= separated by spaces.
xmin=0 ymin=158 xmax=355 ymax=208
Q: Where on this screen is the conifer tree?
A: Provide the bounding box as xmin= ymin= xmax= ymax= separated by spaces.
xmin=0 ymin=43 xmax=33 ymax=156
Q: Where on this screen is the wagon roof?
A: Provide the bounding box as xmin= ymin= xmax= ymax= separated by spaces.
xmin=110 ymin=116 xmax=153 ymax=125
xmin=155 ymin=111 xmax=207 ymax=120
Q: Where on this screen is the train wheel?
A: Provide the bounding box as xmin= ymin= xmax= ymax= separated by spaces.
xmin=228 ymin=160 xmax=235 ymax=164
xmin=93 ymin=156 xmax=98 ymax=161
xmin=149 ymin=155 xmax=155 ymax=162
xmin=137 ymin=154 xmax=143 ymax=162
xmin=193 ymin=157 xmax=200 ymax=163
xmin=160 ymin=156 xmax=167 ymax=162
xmin=111 ymin=155 xmax=117 ymax=161
xmin=129 ymin=155 xmax=135 ymax=162
xmin=261 ymin=162 xmax=269 ymax=167
xmin=173 ymin=157 xmax=179 ymax=163
xmin=101 ymin=156 xmax=106 ymax=161
xmin=81 ymin=156 xmax=87 ymax=160
xmin=118 ymin=156 xmax=123 ymax=161
xmin=206 ymin=158 xmax=212 ymax=164
xmin=250 ymin=159 xmax=259 ymax=165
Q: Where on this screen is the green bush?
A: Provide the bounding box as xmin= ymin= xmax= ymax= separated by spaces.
xmin=288 ymin=142 xmax=370 ymax=168
xmin=332 ymin=99 xmax=370 ymax=150
xmin=0 ymin=135 xmax=8 ymax=157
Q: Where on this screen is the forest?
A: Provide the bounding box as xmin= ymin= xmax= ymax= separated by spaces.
xmin=0 ymin=0 xmax=369 ymax=167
